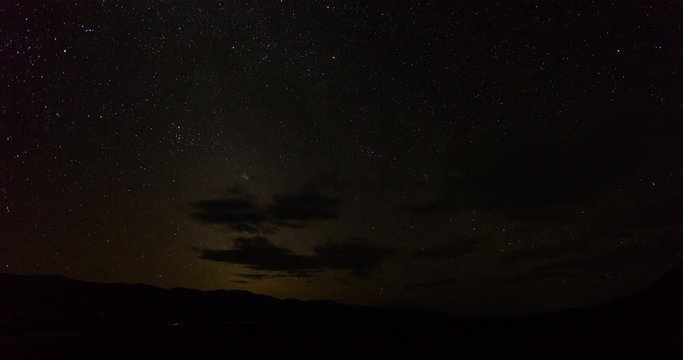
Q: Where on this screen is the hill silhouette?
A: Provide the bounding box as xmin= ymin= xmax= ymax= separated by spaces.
xmin=0 ymin=273 xmax=444 ymax=336
xmin=478 ymin=262 xmax=683 ymax=338
xmin=0 ymin=263 xmax=681 ymax=358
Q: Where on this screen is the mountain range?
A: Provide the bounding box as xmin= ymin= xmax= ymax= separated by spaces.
xmin=0 ymin=262 xmax=680 ymax=358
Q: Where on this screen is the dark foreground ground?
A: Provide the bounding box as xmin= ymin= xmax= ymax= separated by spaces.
xmin=1 ymin=262 xmax=681 ymax=359
xmin=1 ymin=323 xmax=681 ymax=359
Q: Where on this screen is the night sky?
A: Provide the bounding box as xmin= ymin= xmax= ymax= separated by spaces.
xmin=2 ymin=1 xmax=682 ymax=315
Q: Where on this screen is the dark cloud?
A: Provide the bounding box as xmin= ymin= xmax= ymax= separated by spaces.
xmin=224 ymin=186 xmax=251 ymax=196
xmin=408 ymin=111 xmax=680 ymax=222
xmin=268 ymin=193 xmax=341 ymax=221
xmin=590 ymin=196 xmax=683 ymax=238
xmin=199 ymin=237 xmax=394 ymax=279
xmin=498 ymin=241 xmax=588 ymax=265
xmin=506 ymin=232 xmax=682 ymax=282
xmin=192 ymin=189 xmax=341 ymax=233
xmin=234 ymin=273 xmax=289 ymax=280
xmin=405 ymin=277 xmax=458 ymax=290
xmin=410 ymin=140 xmax=616 ymax=220
xmin=497 ymin=195 xmax=683 ymax=268
xmin=313 ymin=242 xmax=395 ymax=278
xmin=411 ymin=236 xmax=485 ymax=259
xmin=200 ymin=236 xmax=314 ymax=274
xmin=499 ymin=247 xmax=567 ymax=265
xmin=503 ymin=270 xmax=576 ymax=283
xmin=631 ymin=197 xmax=683 ymax=228
xmin=192 ymin=198 xmax=269 ymax=233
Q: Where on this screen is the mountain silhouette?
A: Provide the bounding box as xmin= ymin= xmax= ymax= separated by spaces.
xmin=564 ymin=261 xmax=683 ymax=336
xmin=0 ymin=273 xmax=443 ymax=336
xmin=0 ymin=264 xmax=681 ymax=358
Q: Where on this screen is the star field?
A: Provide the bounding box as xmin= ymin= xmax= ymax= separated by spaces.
xmin=1 ymin=1 xmax=682 ymax=314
